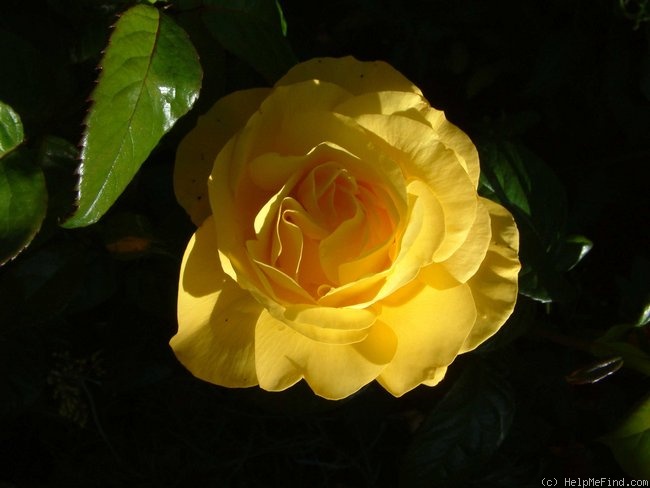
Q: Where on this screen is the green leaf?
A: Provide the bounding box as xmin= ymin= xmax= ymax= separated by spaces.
xmin=276 ymin=0 xmax=288 ymax=36
xmin=479 ymin=141 xmax=575 ymax=302
xmin=602 ymin=394 xmax=650 ymax=479
xmin=553 ymin=235 xmax=593 ymax=272
xmin=0 ymin=101 xmax=24 ymax=156
xmin=639 ymin=302 xmax=650 ymax=327
xmin=0 ymin=149 xmax=47 ymax=265
xmin=62 ymin=5 xmax=202 ymax=228
xmin=201 ymin=0 xmax=297 ymax=83
xmin=400 ymin=361 xmax=515 ymax=486
xmin=38 ymin=136 xmax=79 ymax=223
xmin=479 ymin=141 xmax=567 ymax=247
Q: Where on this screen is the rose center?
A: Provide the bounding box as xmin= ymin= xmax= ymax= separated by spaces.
xmin=267 ymin=162 xmax=398 ymax=298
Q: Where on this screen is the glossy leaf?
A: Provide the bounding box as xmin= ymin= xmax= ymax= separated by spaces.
xmin=62 ymin=5 xmax=202 ymax=228
xmin=0 ymin=101 xmax=24 ymax=156
xmin=0 ymin=149 xmax=47 ymax=266
xmin=400 ymin=361 xmax=515 ymax=486
xmin=602 ymin=394 xmax=650 ymax=479
xmin=554 ymin=235 xmax=593 ymax=272
xmin=639 ymin=302 xmax=650 ymax=327
xmin=479 ymin=141 xmax=575 ymax=302
xmin=201 ymin=0 xmax=297 ymax=83
xmin=479 ymin=140 xmax=567 ymax=248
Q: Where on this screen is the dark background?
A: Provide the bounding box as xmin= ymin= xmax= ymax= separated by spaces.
xmin=1 ymin=0 xmax=649 ymax=486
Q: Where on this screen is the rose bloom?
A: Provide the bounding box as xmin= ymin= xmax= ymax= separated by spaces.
xmin=171 ymin=57 xmax=520 ymax=400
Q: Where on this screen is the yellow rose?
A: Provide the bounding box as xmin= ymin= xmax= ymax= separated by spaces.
xmin=171 ymin=57 xmax=520 ymax=400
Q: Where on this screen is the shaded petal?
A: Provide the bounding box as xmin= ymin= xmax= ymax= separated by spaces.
xmin=276 ymin=56 xmax=422 ymax=96
xmin=235 ymin=81 xmax=353 ymax=159
xmin=460 ymin=199 xmax=520 ymax=353
xmin=255 ymin=315 xmax=397 ymax=400
xmin=377 ymin=280 xmax=476 ymax=397
xmin=174 ymin=88 xmax=270 ymax=225
xmin=171 ymin=217 xmax=259 ymax=387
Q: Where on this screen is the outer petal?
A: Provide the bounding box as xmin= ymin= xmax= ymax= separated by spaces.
xmin=421 ymin=107 xmax=481 ymax=188
xmin=174 ymin=88 xmax=270 ymax=225
xmin=255 ymin=315 xmax=397 ymax=400
xmin=276 ymin=56 xmax=422 ymax=96
xmin=460 ymin=198 xmax=520 ymax=353
xmin=422 ymin=367 xmax=448 ymax=387
xmin=171 ymin=217 xmax=259 ymax=387
xmin=335 ymin=90 xmax=479 ymax=188
xmin=439 ymin=197 xmax=492 ymax=283
xmin=377 ymin=280 xmax=477 ymax=397
xmin=335 ymin=90 xmax=429 ymax=119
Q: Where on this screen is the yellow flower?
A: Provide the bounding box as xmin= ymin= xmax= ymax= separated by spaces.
xmin=171 ymin=57 xmax=520 ymax=400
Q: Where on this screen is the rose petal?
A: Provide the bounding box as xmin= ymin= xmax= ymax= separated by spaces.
xmin=260 ymin=299 xmax=378 ymax=345
xmin=337 ymin=92 xmax=480 ymax=190
xmin=317 ymin=271 xmax=388 ymax=308
xmin=378 ymin=179 xmax=446 ymax=298
xmin=460 ymin=198 xmax=520 ymax=353
xmin=276 ymin=56 xmax=422 ymax=96
xmin=422 ymin=367 xmax=448 ymax=387
xmin=174 ymin=88 xmax=270 ymax=225
xmin=335 ymin=90 xmax=429 ymax=119
xmin=171 ymin=217 xmax=259 ymax=387
xmin=213 ymin=108 xmax=410 ymax=307
xmin=255 ymin=315 xmax=397 ymax=400
xmin=235 ymin=81 xmax=353 ymax=159
xmin=440 ymin=196 xmax=492 ymax=283
xmin=377 ymin=280 xmax=477 ymax=397
xmin=421 ymin=107 xmax=480 ymax=188
xmin=349 ymin=112 xmax=477 ymax=261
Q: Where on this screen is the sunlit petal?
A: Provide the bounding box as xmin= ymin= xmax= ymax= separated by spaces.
xmin=171 ymin=217 xmax=259 ymax=387
xmin=255 ymin=315 xmax=397 ymax=400
xmin=460 ymin=199 xmax=520 ymax=353
xmin=276 ymin=56 xmax=422 ymax=96
xmin=377 ymin=280 xmax=476 ymax=397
